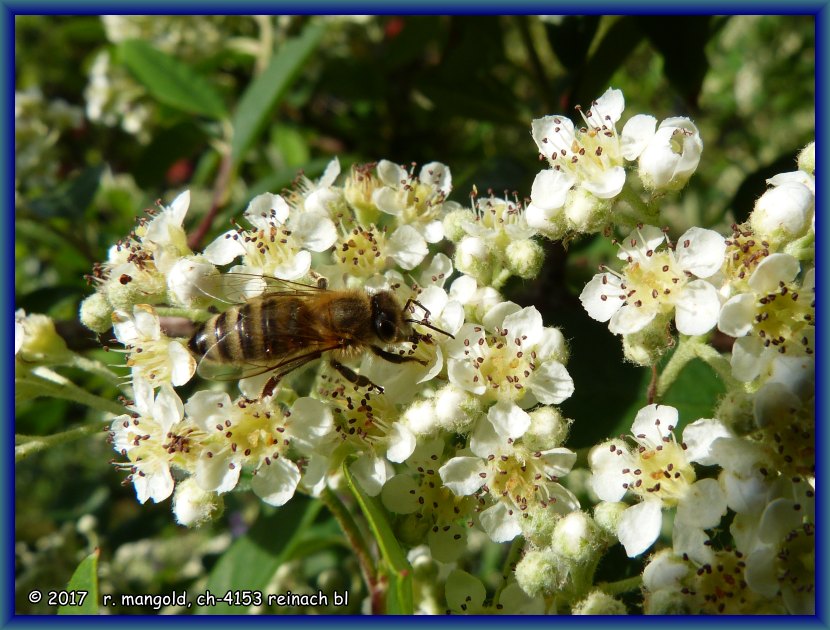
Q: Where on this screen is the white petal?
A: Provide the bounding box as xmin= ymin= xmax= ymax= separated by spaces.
xmin=730 ymin=336 xmax=764 ymax=381
xmin=388 ymin=225 xmax=428 ymax=270
xmin=631 ymin=404 xmax=678 ymax=442
xmin=528 ymin=361 xmax=574 ymax=405
xmin=682 ymin=418 xmax=733 ymax=465
xmin=608 ymin=303 xmax=656 ymax=335
xmin=593 ymin=87 xmax=625 ymax=123
xmin=642 ymin=549 xmax=689 ymax=591
xmin=428 ymin=525 xmax=466 ymax=563
xmin=133 ymin=304 xmax=161 ymax=340
xmin=539 ymin=447 xmax=577 ymax=478
xmin=745 ymin=547 xmax=780 ymax=597
xmin=376 ymin=159 xmax=405 ymax=187
xmin=111 ymin=310 xmax=138 ymax=345
xmin=718 ymin=293 xmax=758 ymax=337
xmin=446 ymin=569 xmax=486 ymax=611
xmin=482 ymin=300 xmax=521 ymax=330
xmin=203 ymin=230 xmax=246 ymax=265
xmin=289 ymin=397 xmax=334 ymax=445
xmin=292 ymin=212 xmax=337 ymax=252
xmin=758 ymin=498 xmax=802 ymax=544
xmin=583 ymin=166 xmax=625 ymax=199
xmin=133 ymin=463 xmax=174 ymax=504
xmin=588 ymin=441 xmax=630 ymax=502
xmin=152 ymin=384 xmax=183 ymax=434
xmin=470 ymin=415 xmax=505 ymax=458
xmin=674 ymin=279 xmax=719 ymax=336
xmin=439 ymin=456 xmax=487 ymax=496
xmin=530 ymin=169 xmax=574 ymax=210
xmin=752 ymin=181 xmax=814 ymax=237
xmin=676 ymin=478 xmax=726 ymax=529
xmin=617 ymin=501 xmax=662 ymax=557
xmin=422 ymin=220 xmax=444 ymax=243
xmin=381 ymin=474 xmax=420 ymax=514
xmin=196 ymin=455 xmax=241 ymax=494
xmin=675 ymin=227 xmax=726 ymax=278
xmin=386 ymin=423 xmax=416 ymax=463
xmin=251 ymin=457 xmax=300 ymax=506
xmin=579 ymin=273 xmax=625 ymax=322
xmin=318 ymin=156 xmax=341 ymax=187
xmin=531 ymin=115 xmax=575 ymax=160
xmin=748 ymin=253 xmax=800 ymax=294
xmin=617 ymin=225 xmax=667 ymax=261
xmin=372 ymin=186 xmax=402 ymax=216
xmin=479 ymin=502 xmax=522 ymax=542
xmin=501 ymin=306 xmax=543 ymax=347
xmin=671 ymin=521 xmax=714 ymax=566
xmin=244 ymin=193 xmax=287 ymax=229
xmin=487 ymin=400 xmax=531 ymax=440
xmin=419 ymin=161 xmax=452 ymax=194
xmin=272 ymin=250 xmax=311 ymax=280
xmin=620 ymin=114 xmax=657 ymax=160
xmin=350 ymin=454 xmax=393 ymax=497
xmin=168 ymin=341 xmax=197 ymax=386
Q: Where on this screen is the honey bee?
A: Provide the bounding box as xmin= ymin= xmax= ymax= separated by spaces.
xmin=188 ymin=275 xmax=452 ymax=397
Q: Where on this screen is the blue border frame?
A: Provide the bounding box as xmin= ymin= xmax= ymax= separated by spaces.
xmin=5 ymin=4 xmax=827 ymax=626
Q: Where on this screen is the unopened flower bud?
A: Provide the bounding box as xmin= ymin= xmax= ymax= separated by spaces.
xmin=524 ymin=406 xmax=571 ymax=451
xmin=105 ymin=269 xmax=166 ymax=311
xmin=751 ymin=180 xmax=814 ymax=246
xmin=505 ymin=238 xmax=544 ymax=279
xmin=565 ymin=187 xmax=609 ymax=234
xmin=797 ymin=141 xmax=815 ymax=175
xmin=173 ymin=477 xmax=224 ymax=527
xmin=454 ymin=236 xmax=491 ymax=285
xmin=622 ymin=315 xmax=673 ymax=366
xmin=442 ymin=208 xmax=475 ymax=243
xmin=79 ymin=292 xmax=114 ymax=333
xmin=593 ymin=501 xmax=627 ymax=538
xmin=573 ymin=590 xmax=628 ymax=614
xmin=514 ymin=548 xmax=562 ymax=598
xmin=551 ymin=511 xmax=602 ymax=563
xmin=16 ymin=311 xmax=71 ymax=362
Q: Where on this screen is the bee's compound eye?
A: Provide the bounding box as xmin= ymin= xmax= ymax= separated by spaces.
xmin=375 ymin=316 xmax=397 ymax=342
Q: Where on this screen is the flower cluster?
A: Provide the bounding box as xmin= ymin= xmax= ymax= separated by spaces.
xmin=76 ymin=85 xmax=815 ymax=615
xmin=84 ymin=157 xmax=577 ymax=552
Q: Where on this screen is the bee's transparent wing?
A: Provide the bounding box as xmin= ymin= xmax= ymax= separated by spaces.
xmin=196 ymin=339 xmax=340 ymax=382
xmin=198 ymin=272 xmax=324 ymax=304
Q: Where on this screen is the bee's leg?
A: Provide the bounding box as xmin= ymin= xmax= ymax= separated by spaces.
xmin=309 ymin=270 xmax=328 ymax=289
xmin=330 ymin=359 xmax=384 ymax=394
xmin=403 ymin=298 xmax=431 ymax=321
xmin=261 ymin=376 xmax=280 ymax=398
xmin=370 ymin=345 xmax=428 ymax=367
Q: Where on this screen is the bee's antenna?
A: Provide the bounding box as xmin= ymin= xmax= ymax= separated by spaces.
xmin=406 ymin=319 xmax=454 ymax=340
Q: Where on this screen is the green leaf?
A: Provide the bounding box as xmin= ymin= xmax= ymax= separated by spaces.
xmin=119 ymin=39 xmax=227 ymax=120
xmin=660 ymin=357 xmax=726 ymax=429
xmin=27 ymin=164 xmax=105 ymax=219
xmin=198 ymin=496 xmax=321 ymax=614
xmin=343 ymin=463 xmax=413 ymax=614
xmin=231 ymin=22 xmax=326 ymax=162
xmin=58 ymin=550 xmax=99 ymax=615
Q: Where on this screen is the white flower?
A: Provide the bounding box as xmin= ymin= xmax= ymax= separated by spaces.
xmin=589 ymin=405 xmax=729 ymax=561
xmin=440 ymin=416 xmax=578 ymax=543
xmin=112 ymin=304 xmax=196 ymax=387
xmin=531 ymin=87 xmax=627 ymax=200
xmin=141 ymin=189 xmax=192 ymax=273
xmin=165 ymin=256 xmax=218 ymax=306
xmin=718 ymin=255 xmax=814 ymax=382
xmin=203 ymin=192 xmax=337 ymax=282
xmin=184 ymin=393 xmax=332 ymax=505
xmin=445 ymin=301 xmax=573 ymax=412
xmin=372 ymin=160 xmax=453 ymax=243
xmin=621 ymin=116 xmax=703 ymax=191
xmin=580 ymin=225 xmax=725 ymax=336
xmin=110 ymin=380 xmax=185 ymax=504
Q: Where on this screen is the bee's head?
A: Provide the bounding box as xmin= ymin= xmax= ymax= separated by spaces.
xmin=370 ymin=290 xmax=408 ymax=343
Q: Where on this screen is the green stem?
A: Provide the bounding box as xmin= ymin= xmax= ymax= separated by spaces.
xmin=15 ymin=422 xmax=106 ymax=462
xmin=16 ymin=368 xmax=128 ymax=416
xmin=318 ymin=486 xmax=379 ymax=606
xmin=655 ymin=336 xmax=739 ymax=400
xmin=596 ymin=574 xmax=643 ymax=596
xmin=490 ymin=267 xmax=511 ymax=291
xmin=616 ymin=184 xmax=659 ymax=226
xmin=494 ymin=536 xmax=525 ymax=605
